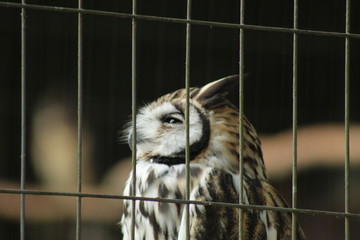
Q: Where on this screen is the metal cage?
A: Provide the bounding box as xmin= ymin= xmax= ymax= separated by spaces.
xmin=0 ymin=0 xmax=360 ymax=239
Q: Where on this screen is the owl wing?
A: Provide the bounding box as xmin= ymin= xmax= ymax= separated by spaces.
xmin=177 ymin=168 xmax=239 ymax=240
xmin=178 ymin=168 xmax=306 ymax=240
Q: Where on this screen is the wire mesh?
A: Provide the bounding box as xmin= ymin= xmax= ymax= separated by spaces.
xmin=76 ymin=0 xmax=83 ymax=239
xmin=238 ymin=0 xmax=245 ymax=239
xmin=344 ymin=0 xmax=351 ymax=239
xmin=20 ymin=1 xmax=27 ymax=240
xmin=291 ymin=0 xmax=299 ymax=239
xmin=1 ymin=188 xmax=360 ymax=218
xmin=130 ymin=0 xmax=137 ymax=239
xmin=1 ymin=2 xmax=360 ymax=39
xmin=1 ymin=0 xmax=360 ymax=239
xmin=184 ymin=0 xmax=192 ymax=239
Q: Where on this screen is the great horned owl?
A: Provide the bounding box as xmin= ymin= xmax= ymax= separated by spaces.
xmin=121 ymin=76 xmax=305 ymax=240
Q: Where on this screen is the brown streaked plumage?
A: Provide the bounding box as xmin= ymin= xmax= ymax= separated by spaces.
xmin=121 ymin=75 xmax=306 ymax=240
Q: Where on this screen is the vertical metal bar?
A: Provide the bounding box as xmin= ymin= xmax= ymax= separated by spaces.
xmin=76 ymin=0 xmax=83 ymax=239
xmin=130 ymin=0 xmax=137 ymax=239
xmin=344 ymin=0 xmax=351 ymax=239
xmin=291 ymin=0 xmax=299 ymax=239
xmin=20 ymin=1 xmax=27 ymax=240
xmin=238 ymin=0 xmax=245 ymax=239
xmin=185 ymin=0 xmax=192 ymax=239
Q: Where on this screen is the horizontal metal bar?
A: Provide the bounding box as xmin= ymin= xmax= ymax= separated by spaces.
xmin=1 ymin=2 xmax=360 ymax=39
xmin=1 ymin=188 xmax=360 ymax=219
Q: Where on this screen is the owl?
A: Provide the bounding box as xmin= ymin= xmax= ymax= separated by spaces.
xmin=121 ymin=75 xmax=306 ymax=240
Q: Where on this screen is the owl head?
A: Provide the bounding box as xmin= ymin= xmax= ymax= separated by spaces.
xmin=126 ymin=75 xmax=266 ymax=179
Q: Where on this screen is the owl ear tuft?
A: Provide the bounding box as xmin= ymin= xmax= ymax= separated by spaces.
xmin=196 ymin=75 xmax=238 ymax=101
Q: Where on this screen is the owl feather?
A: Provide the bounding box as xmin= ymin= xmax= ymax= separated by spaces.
xmin=121 ymin=75 xmax=306 ymax=240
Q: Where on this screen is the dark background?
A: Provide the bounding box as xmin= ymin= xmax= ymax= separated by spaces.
xmin=0 ymin=0 xmax=359 ymax=239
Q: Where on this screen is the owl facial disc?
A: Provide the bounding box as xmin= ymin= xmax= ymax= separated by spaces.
xmin=127 ymin=101 xmax=210 ymax=165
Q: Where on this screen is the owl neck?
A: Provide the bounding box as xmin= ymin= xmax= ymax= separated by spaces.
xmin=152 ymin=132 xmax=209 ymax=166
xmin=235 ymin=120 xmax=268 ymax=181
xmin=151 ymin=156 xmax=185 ymax=166
xmin=206 ymin=104 xmax=268 ymax=181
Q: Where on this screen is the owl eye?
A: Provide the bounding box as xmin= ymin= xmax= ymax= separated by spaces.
xmin=162 ymin=116 xmax=183 ymax=124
